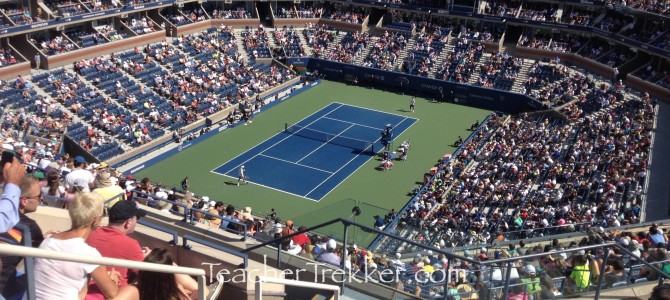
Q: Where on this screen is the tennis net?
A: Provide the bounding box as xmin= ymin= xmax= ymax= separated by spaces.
xmin=284 ymin=123 xmax=375 ymax=153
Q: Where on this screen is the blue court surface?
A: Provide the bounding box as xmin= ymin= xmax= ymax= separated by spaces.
xmin=211 ymin=103 xmax=418 ymax=201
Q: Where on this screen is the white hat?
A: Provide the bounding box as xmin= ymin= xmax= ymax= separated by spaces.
xmin=427 ymin=250 xmax=433 ymax=256
xmin=273 ymin=223 xmax=283 ymax=233
xmin=396 ymin=253 xmax=402 ymax=259
xmin=209 ymin=201 xmax=216 ymax=206
xmin=327 ymin=239 xmax=337 ymax=250
xmin=202 ymin=196 xmax=210 ymax=201
xmin=524 ymin=265 xmax=536 ymax=274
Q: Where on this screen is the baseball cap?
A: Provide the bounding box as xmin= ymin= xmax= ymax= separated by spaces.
xmin=74 ymin=156 xmax=87 ymax=163
xmin=524 ymin=265 xmax=536 ymax=274
xmin=109 ymin=201 xmax=147 ymax=223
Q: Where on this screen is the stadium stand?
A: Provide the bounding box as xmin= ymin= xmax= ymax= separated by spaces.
xmin=1 ymin=0 xmax=670 ymax=299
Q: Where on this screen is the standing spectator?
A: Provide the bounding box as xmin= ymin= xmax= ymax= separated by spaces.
xmin=86 ymin=200 xmax=148 ymax=297
xmin=34 ymin=192 xmax=121 ymax=299
xmin=64 ymin=156 xmax=94 ymax=192
xmin=34 ymin=54 xmax=40 ymax=69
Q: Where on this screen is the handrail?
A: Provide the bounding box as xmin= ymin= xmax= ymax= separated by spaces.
xmin=15 ymin=224 xmax=35 ymax=300
xmin=182 ymin=234 xmax=249 ymax=269
xmin=255 ymin=276 xmax=340 ymax=300
xmin=137 ymin=219 xmax=179 ymax=246
xmin=103 ymin=192 xmax=126 ymax=206
xmin=131 ymin=191 xmax=248 ymax=241
xmin=0 ymin=243 xmax=207 ymax=300
xmin=240 ymin=217 xmax=670 ymax=298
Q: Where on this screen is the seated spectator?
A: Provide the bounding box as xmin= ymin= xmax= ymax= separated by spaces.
xmin=316 ymin=239 xmax=340 ymax=267
xmin=34 ymin=192 xmax=121 ymax=299
xmin=113 ymin=248 xmax=206 ymax=299
xmin=0 ymin=174 xmax=56 ymax=298
xmin=92 ymin=170 xmax=125 ymax=207
xmin=603 ymin=259 xmax=627 ymax=288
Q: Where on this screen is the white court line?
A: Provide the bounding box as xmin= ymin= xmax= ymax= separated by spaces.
xmin=321 ymin=116 xmax=386 ymax=131
xmin=258 ymin=154 xmax=334 ymax=174
xmin=213 ymin=172 xmax=322 ymax=202
xmin=296 ymin=123 xmax=355 ymax=164
xmin=210 ymin=103 xmax=344 ymax=175
xmin=308 ymin=116 xmax=418 ymax=200
xmin=333 ymin=102 xmax=419 ymax=120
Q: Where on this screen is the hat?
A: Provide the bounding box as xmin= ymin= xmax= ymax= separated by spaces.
xmin=327 ymin=239 xmax=337 ymax=250
xmin=95 ymin=171 xmax=113 ymax=188
xmin=74 ymin=156 xmax=87 ymax=164
xmin=98 ymin=162 xmax=108 ymax=169
xmin=273 ymin=223 xmax=283 ymax=233
xmin=241 ymin=207 xmax=252 ymax=219
xmin=109 ymin=201 xmax=146 ymax=223
xmin=90 ymin=163 xmax=99 ymax=169
xmin=396 ymin=253 xmax=402 ymax=259
xmin=621 ymin=239 xmax=630 ymax=246
xmin=524 ymin=265 xmax=536 ymax=274
xmin=126 ymin=175 xmax=135 ymax=180
xmin=427 ymin=250 xmax=433 ymax=256
xmin=33 ymin=171 xmax=46 ymax=179
xmin=74 ymin=178 xmax=89 ymax=189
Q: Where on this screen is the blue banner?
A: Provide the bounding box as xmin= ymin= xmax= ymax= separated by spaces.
xmin=307 ymin=59 xmax=542 ymax=114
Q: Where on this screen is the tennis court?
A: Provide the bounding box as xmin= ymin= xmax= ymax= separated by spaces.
xmin=211 ymin=103 xmax=418 ymax=201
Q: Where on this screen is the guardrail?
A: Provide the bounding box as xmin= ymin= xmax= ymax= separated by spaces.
xmin=241 ymin=217 xmax=670 ymax=299
xmin=0 ymin=243 xmax=207 ymax=300
xmin=183 ymin=234 xmax=249 ymax=269
xmin=255 ymin=275 xmax=340 ymax=300
xmin=130 ymin=190 xmax=248 ymax=241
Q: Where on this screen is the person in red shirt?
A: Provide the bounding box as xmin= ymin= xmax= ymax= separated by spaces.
xmin=291 ymin=226 xmax=310 ymax=248
xmin=86 ymin=201 xmax=148 ymax=298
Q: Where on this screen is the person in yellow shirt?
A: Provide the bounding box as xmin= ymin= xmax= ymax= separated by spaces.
xmin=570 ymin=255 xmax=591 ymax=291
xmin=92 ymin=170 xmax=125 ymax=207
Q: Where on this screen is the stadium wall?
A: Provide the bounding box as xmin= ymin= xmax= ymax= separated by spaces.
xmin=305 ymin=58 xmax=544 ymax=114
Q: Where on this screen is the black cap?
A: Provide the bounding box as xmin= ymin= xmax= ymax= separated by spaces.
xmin=109 ymin=201 xmax=147 ymax=223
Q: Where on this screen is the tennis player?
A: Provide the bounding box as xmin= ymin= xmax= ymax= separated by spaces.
xmin=237 ymin=166 xmax=247 ymax=186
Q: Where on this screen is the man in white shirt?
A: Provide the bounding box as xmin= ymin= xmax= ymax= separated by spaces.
xmin=64 ymin=156 xmax=94 ymax=192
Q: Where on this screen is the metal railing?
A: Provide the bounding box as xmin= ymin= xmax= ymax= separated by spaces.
xmin=0 ymin=243 xmax=207 ymax=300
xmin=241 ymin=217 xmax=670 ymax=299
xmin=255 ymin=275 xmax=340 ymax=300
xmin=130 ymin=191 xmax=248 ymax=241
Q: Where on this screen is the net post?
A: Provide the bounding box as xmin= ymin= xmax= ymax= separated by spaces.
xmin=284 ymin=123 xmax=288 ymax=132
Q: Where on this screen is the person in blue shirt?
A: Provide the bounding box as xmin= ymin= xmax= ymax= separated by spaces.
xmin=0 ymin=157 xmax=27 ymax=233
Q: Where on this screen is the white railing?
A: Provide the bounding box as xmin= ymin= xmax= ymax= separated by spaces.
xmin=0 ymin=243 xmax=207 ymax=300
xmin=255 ymin=275 xmax=340 ymax=300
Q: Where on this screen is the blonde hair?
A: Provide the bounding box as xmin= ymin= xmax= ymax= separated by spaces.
xmin=68 ymin=192 xmax=104 ymax=229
